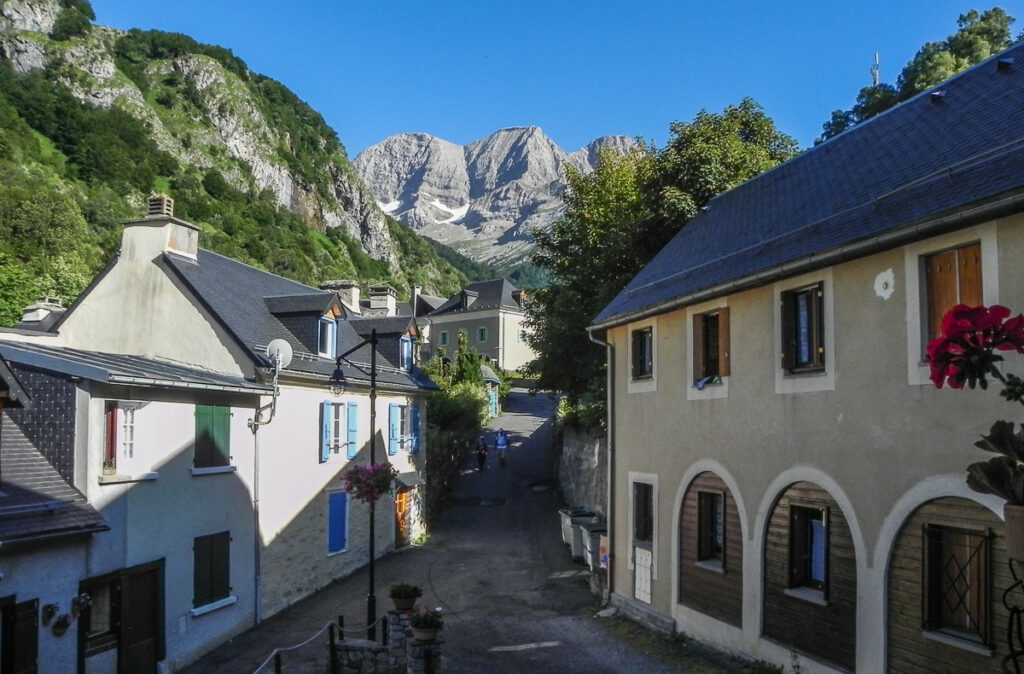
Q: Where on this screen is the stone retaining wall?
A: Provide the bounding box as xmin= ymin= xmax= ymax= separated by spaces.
xmin=558 ymin=425 xmax=606 ymax=516
xmin=330 ymin=610 xmax=444 ymax=673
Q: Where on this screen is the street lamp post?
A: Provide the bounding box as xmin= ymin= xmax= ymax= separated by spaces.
xmin=327 ymin=328 xmax=378 ymax=640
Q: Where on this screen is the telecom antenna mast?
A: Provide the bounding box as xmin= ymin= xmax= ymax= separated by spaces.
xmin=871 ymin=52 xmax=880 ymax=86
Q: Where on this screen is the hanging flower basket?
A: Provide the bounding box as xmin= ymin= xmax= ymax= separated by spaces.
xmin=341 ymin=462 xmax=398 ymax=505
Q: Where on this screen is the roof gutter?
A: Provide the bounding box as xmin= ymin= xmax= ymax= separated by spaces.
xmin=588 ymin=190 xmax=1024 ymax=333
xmin=107 ymin=375 xmax=270 ymax=395
xmin=0 ymin=523 xmax=111 ymax=548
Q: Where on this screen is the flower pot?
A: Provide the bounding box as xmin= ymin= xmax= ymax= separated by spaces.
xmin=1006 ymin=504 xmax=1024 ymax=562
xmin=392 ymin=596 xmax=417 ymax=611
xmin=410 ymin=626 xmax=439 ymax=642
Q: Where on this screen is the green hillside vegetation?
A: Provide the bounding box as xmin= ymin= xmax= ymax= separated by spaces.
xmin=0 ymin=9 xmax=471 ymax=325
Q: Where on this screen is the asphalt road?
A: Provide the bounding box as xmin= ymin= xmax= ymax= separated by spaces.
xmin=185 ymin=389 xmax=690 ymax=673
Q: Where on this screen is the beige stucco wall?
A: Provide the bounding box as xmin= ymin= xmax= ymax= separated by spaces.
xmin=429 ymin=308 xmax=536 ymax=371
xmin=607 ymin=212 xmax=1024 ymax=671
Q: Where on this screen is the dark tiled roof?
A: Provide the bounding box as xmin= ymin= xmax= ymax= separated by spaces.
xmin=351 ymin=316 xmax=416 ymax=338
xmin=164 ymin=251 xmax=435 ymax=392
xmin=593 ymin=44 xmax=1024 ymax=328
xmin=0 ymin=341 xmax=271 ymax=394
xmin=0 ymin=411 xmax=107 ymax=544
xmin=430 ymin=279 xmax=525 ymax=316
xmin=264 ymin=293 xmax=337 ymax=315
xmin=0 ymin=357 xmax=30 ymax=408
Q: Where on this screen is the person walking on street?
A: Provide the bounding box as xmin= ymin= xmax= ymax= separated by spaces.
xmin=496 ymin=428 xmax=509 ymax=467
xmin=476 ymin=435 xmax=488 ymax=470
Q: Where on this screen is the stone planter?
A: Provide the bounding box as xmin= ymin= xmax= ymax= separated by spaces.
xmin=391 ymin=596 xmax=417 ymax=611
xmin=1006 ymin=503 xmax=1024 ymax=562
xmin=410 ymin=626 xmax=439 ymax=642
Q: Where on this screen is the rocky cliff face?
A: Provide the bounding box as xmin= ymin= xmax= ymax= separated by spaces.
xmin=0 ymin=0 xmax=398 ymax=266
xmin=354 ymin=127 xmax=633 ymax=264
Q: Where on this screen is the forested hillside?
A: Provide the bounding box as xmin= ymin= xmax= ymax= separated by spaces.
xmin=0 ymin=0 xmax=482 ymax=325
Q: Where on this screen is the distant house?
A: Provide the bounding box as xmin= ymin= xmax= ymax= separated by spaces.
xmin=589 ymin=45 xmax=1024 ymax=672
xmin=427 ymin=279 xmax=534 ymax=371
xmin=0 ymin=343 xmax=266 ymax=672
xmin=6 ymin=195 xmax=436 ymax=668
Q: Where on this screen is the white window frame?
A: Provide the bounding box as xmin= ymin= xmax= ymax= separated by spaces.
xmin=627 ymin=471 xmax=658 ymax=579
xmin=439 ymin=330 xmax=449 ymax=347
xmin=477 ymin=326 xmax=488 ymax=343
xmin=329 ymin=402 xmax=347 ymax=460
xmin=626 ymin=318 xmax=657 ymax=394
xmin=318 ymin=317 xmax=337 ymax=358
xmin=904 ymin=222 xmax=998 ymax=385
xmin=687 ymin=299 xmax=730 ymax=401
xmin=774 ymin=268 xmax=835 ymax=394
xmin=101 ymin=401 xmax=156 ymax=482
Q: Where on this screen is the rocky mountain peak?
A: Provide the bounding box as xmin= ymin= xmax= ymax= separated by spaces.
xmin=355 ymin=127 xmax=633 ymax=264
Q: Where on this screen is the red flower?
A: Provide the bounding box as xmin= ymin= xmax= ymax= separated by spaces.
xmin=928 ymin=304 xmax=1024 ymax=389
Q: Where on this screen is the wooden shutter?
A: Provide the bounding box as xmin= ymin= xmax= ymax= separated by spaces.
xmin=780 ymin=292 xmax=796 ymax=370
xmin=328 ymin=492 xmax=348 ymax=553
xmin=388 ymin=404 xmax=400 ymax=455
xmin=210 ymin=532 xmax=230 ymax=602
xmin=212 ymin=406 xmax=230 ymax=466
xmin=346 ymin=402 xmax=358 ymax=460
xmin=926 ymin=250 xmax=958 ymax=341
xmin=8 ymin=598 xmax=38 ymax=674
xmin=718 ymin=308 xmax=730 ymax=377
xmin=958 ymin=242 xmax=983 ymax=307
xmin=410 ymin=404 xmax=421 ymax=454
xmin=693 ymin=314 xmax=706 ymax=381
xmin=193 ymin=535 xmax=211 ymax=607
xmin=319 ymin=401 xmax=332 ymax=463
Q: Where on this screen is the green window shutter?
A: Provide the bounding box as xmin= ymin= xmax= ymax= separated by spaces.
xmin=347 ymin=402 xmax=359 ymax=460
xmin=212 ymin=406 xmax=230 ymax=465
xmin=195 ymin=405 xmax=213 ymax=468
xmin=193 ymin=534 xmax=212 ymax=607
xmin=196 ymin=405 xmax=230 ymax=468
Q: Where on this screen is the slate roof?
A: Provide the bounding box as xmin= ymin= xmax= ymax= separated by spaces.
xmin=0 ymin=411 xmax=107 ymax=545
xmin=0 ymin=357 xmax=30 ymax=408
xmin=430 ymin=279 xmax=525 ymax=316
xmin=0 ymin=340 xmax=272 ymax=395
xmin=351 ymin=316 xmax=416 ymax=338
xmin=164 ymin=250 xmax=435 ymax=392
xmin=593 ymin=45 xmax=1024 ymax=329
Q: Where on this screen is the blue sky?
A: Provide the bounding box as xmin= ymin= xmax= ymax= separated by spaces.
xmin=90 ymin=1 xmax=1023 ymax=157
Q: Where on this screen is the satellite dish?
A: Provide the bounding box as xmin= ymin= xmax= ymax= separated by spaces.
xmin=266 ymin=339 xmax=293 ymax=370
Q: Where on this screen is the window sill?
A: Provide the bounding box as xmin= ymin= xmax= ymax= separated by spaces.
xmin=784 ymin=586 xmax=827 ymax=606
xmin=191 ymin=466 xmax=237 ymax=476
xmin=694 ymin=560 xmax=725 ymax=574
xmin=327 ymin=548 xmax=348 ymax=558
xmin=99 ymin=472 xmax=158 ymax=485
xmin=190 ymin=595 xmax=237 ymax=617
xmin=921 ymin=629 xmax=993 ymax=656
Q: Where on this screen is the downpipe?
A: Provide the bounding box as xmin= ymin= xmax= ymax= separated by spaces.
xmin=587 ymin=329 xmax=615 ymax=603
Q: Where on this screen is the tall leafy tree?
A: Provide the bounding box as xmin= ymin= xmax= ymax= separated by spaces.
xmin=819 ymin=8 xmax=1017 ymax=142
xmin=528 ymin=100 xmax=797 ymax=431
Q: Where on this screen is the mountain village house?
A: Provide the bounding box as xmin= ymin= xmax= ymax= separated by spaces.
xmin=589 ymin=44 xmax=1024 ymax=673
xmin=0 ymin=196 xmax=434 ymax=671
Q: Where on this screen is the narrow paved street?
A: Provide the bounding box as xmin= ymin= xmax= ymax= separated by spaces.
xmin=186 ymin=390 xmax=727 ymax=673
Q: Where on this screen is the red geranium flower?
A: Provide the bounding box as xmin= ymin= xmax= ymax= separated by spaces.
xmin=927 ymin=304 xmax=1024 ymax=390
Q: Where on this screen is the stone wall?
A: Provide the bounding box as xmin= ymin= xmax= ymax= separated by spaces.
xmin=558 ymin=425 xmax=606 ymax=516
xmin=330 ymin=610 xmax=443 ymax=673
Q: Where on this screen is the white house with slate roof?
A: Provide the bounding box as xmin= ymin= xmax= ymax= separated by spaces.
xmin=427 ymin=278 xmax=534 ymax=371
xmin=12 ymin=196 xmax=435 ymax=650
xmin=589 ymin=45 xmax=1024 ymax=672
xmin=0 ymin=342 xmax=266 ymax=673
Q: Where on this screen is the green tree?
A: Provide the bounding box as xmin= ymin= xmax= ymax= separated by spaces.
xmin=819 ymin=8 xmax=1016 ymax=141
xmin=528 ymin=101 xmax=797 ymax=432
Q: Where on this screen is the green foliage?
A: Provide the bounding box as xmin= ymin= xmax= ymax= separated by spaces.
xmin=453 ymin=330 xmax=484 ymax=386
xmin=50 ymin=3 xmax=93 ymax=41
xmin=528 ymin=102 xmax=796 ymax=433
xmin=424 ymin=236 xmax=496 ymax=283
xmin=819 ymin=8 xmax=1017 ymax=141
xmin=384 ymin=217 xmax=467 ymax=297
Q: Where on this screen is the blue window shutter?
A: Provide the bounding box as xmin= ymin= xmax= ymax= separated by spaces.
xmin=320 ymin=401 xmax=332 ymax=463
xmin=347 ymin=402 xmax=359 ymax=460
xmin=410 ymin=404 xmax=421 ymax=454
xmin=400 ymin=337 xmax=412 ymax=370
xmin=328 ymin=492 xmax=348 ymax=553
xmin=388 ymin=403 xmax=400 ymax=455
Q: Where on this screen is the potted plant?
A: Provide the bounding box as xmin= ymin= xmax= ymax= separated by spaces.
xmin=341 ymin=462 xmax=398 ymax=505
xmin=928 ymin=304 xmax=1024 ymax=559
xmin=408 ymin=606 xmax=443 ymax=642
xmin=389 ymin=583 xmax=423 ymax=611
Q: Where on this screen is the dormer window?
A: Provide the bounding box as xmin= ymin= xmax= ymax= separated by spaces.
xmin=318 ymin=317 xmax=337 ymax=358
xmin=400 ymin=337 xmax=413 ymax=371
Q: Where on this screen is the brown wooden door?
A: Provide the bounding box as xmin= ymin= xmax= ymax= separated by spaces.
xmin=395 ymin=488 xmax=411 ymax=547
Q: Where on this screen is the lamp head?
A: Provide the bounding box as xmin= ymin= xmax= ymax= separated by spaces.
xmin=327 ymin=361 xmax=346 ymax=396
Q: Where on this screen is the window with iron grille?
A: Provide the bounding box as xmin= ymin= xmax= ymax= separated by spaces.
xmin=923 ymin=524 xmax=989 ymax=644
xmin=697 ymin=491 xmax=725 ymax=567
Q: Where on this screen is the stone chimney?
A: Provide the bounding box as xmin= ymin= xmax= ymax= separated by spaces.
xmin=412 ymin=285 xmax=422 ymax=316
xmin=18 ymin=296 xmax=66 ymax=331
xmin=321 ymin=280 xmax=361 ymax=313
xmin=120 ymin=194 xmax=199 ymax=261
xmin=369 ymin=285 xmax=398 ymax=316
